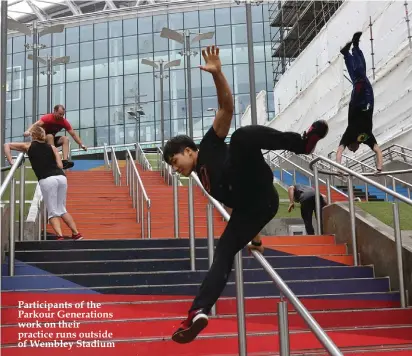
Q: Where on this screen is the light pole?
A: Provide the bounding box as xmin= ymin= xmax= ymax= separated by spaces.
xmin=28 ymin=54 xmax=70 ymax=113
xmin=126 ymin=89 xmax=146 ymax=143
xmin=160 ymin=28 xmax=215 ymax=139
xmin=235 ymin=0 xmax=263 ymax=126
xmin=1 ymin=2 xmax=8 ymax=171
xmin=141 ymin=58 xmax=181 ymax=150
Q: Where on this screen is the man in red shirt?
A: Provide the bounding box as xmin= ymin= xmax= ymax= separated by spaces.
xmin=24 ymin=104 xmax=87 ymax=169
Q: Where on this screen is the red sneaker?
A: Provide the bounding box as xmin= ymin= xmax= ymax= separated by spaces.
xmin=72 ymin=233 xmax=83 ymax=241
xmin=172 ymin=309 xmax=208 ymax=344
xmin=302 ymin=120 xmax=329 ymax=154
xmin=57 ymin=236 xmax=65 ymax=241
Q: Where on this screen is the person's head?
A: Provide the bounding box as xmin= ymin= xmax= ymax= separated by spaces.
xmin=53 ymin=104 xmax=65 ymax=120
xmin=30 ymin=125 xmax=46 ymax=142
xmin=163 ymin=135 xmax=198 ymax=177
xmin=347 ymin=142 xmax=360 ymax=152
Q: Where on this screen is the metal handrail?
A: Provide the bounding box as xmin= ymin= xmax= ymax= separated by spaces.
xmin=309 ymin=155 xmax=412 ymax=308
xmin=135 ymin=143 xmax=152 ymax=171
xmin=157 ymin=147 xmax=173 ymax=185
xmin=110 ymin=146 xmax=122 ymax=186
xmin=103 ymin=144 xmax=111 ymax=170
xmin=125 ymin=149 xmax=151 ymax=239
xmin=191 ymin=171 xmax=343 ymax=356
xmin=267 ymin=151 xmax=349 ymax=202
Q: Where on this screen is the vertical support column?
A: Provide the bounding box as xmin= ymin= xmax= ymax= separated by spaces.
xmin=235 ymin=252 xmax=247 ymax=356
xmin=9 ymin=178 xmax=16 ymax=276
xmin=313 ymin=166 xmax=322 ymax=235
xmin=405 ymin=1 xmax=412 ymax=49
xmin=141 ymin=193 xmax=145 ymax=239
xmin=0 ymin=1 xmax=7 ymax=171
xmin=369 ymin=17 xmax=376 ymax=80
xmin=19 ymin=162 xmax=26 ymax=241
xmin=159 ymin=60 xmax=165 ymax=150
xmin=37 ymin=202 xmax=42 ymax=241
xmin=46 ymin=56 xmax=52 ymax=113
xmin=326 ymin=178 xmax=332 ymax=205
xmin=188 ymin=177 xmax=195 ymax=271
xmin=43 ymin=201 xmax=47 ymax=240
xmin=147 ymin=201 xmax=151 ymax=239
xmin=173 ymin=173 xmax=179 ymax=238
xmin=32 ymin=22 xmax=38 ymax=124
xmin=393 ymin=202 xmax=406 ymax=308
xmin=185 ymin=31 xmax=193 ymax=139
xmin=278 ymin=299 xmax=290 ymax=356
xmin=206 ymin=203 xmax=216 ymax=316
xmin=246 ymin=1 xmax=257 ymax=126
xmin=347 ymin=175 xmax=359 ymax=266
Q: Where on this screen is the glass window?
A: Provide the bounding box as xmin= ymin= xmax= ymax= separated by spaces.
xmin=66 ymin=62 xmax=79 ymax=82
xmin=109 ymin=124 xmax=125 ymax=144
xmin=222 ymin=65 xmax=234 ymax=88
xmin=80 ymin=24 xmax=93 ymax=42
xmin=5 ymin=119 xmax=11 ymax=140
xmin=202 ymin=95 xmax=218 ymax=114
xmin=38 ymin=71 xmax=48 ymax=87
xmin=110 ymin=106 xmax=125 ymax=125
xmin=215 ymin=26 xmax=232 ymax=46
xmin=139 ymin=59 xmax=154 ymax=74
xmin=109 ymin=77 xmax=123 ymax=106
xmin=25 ymin=69 xmax=33 ymax=88
xmin=41 ymin=34 xmax=52 ymax=48
xmin=138 ymin=16 xmax=152 ymax=34
xmin=198 ymin=27 xmax=215 ymax=47
xmin=184 ymin=11 xmax=199 ymax=29
xmin=153 ymin=51 xmax=169 ymax=64
xmin=12 ymin=70 xmax=23 ymax=91
xmin=201 ymin=70 xmax=216 ymax=97
xmin=53 ymin=84 xmax=65 ymax=107
xmin=233 ymin=43 xmax=248 ymax=64
xmin=124 ymin=75 xmax=139 ymax=102
xmin=12 ymin=95 xmax=24 ymax=118
xmin=94 ymin=39 xmax=108 ymax=59
xmin=170 ymin=99 xmax=186 ymax=119
xmin=138 ymin=73 xmax=154 ymax=102
xmin=123 ymin=35 xmax=138 ymax=55
xmin=80 ymin=41 xmax=93 ymax=61
xmin=25 ymin=88 xmax=32 ymax=116
xmin=154 ymin=74 xmax=170 ymax=101
xmin=264 ymin=25 xmax=272 ymax=43
xmin=123 ymin=18 xmax=137 ymax=36
xmin=235 ymin=93 xmax=249 ymax=114
xmin=52 ymin=45 xmax=65 ymax=58
xmin=215 ymin=8 xmax=231 ymax=26
xmin=140 ymin=121 xmax=155 ymax=142
xmin=231 ymin=7 xmax=246 ymax=24
xmin=12 ymin=52 xmax=25 ymax=70
xmin=66 ymin=43 xmax=79 ymax=62
xmin=80 ymin=108 xmax=94 ymax=128
xmin=95 ymin=126 xmax=109 ymax=145
xmin=53 ymin=66 xmax=65 ymax=84
xmin=192 ymin=97 xmax=202 ymax=118
xmin=109 ymin=20 xmax=122 ymax=38
xmin=253 ymin=43 xmax=266 ymax=63
xmin=153 ymin=14 xmax=167 ymax=32
xmin=80 ymin=127 xmax=95 ymax=147
xmin=7 ymin=38 xmax=12 ymax=53
xmin=53 ymin=31 xmax=65 ymax=46
xmin=138 ymin=34 xmax=153 ymax=54
xmin=253 ymin=22 xmax=264 ymax=43
xmin=123 ymin=55 xmax=139 ymax=75
xmin=171 ymin=118 xmax=186 ymax=136
xmin=139 ymin=101 xmax=154 ymax=123
xmin=267 ymin=91 xmax=274 ymax=113
xmin=95 ymin=58 xmax=108 ymax=78
xmin=66 ymin=82 xmax=79 ymax=110
xmin=252 ymin=4 xmax=263 ymax=22
xmin=11 ymin=118 xmax=24 ymax=137
xmin=155 ymin=100 xmax=170 ymax=121
xmin=233 ymin=63 xmax=250 ymax=94
xmin=200 ymin=9 xmax=215 ymax=27
xmin=38 ymin=86 xmax=47 ymax=115
xmin=109 ymin=57 xmax=123 ymax=77
xmin=169 ymin=12 xmax=183 ymax=30
xmin=66 ymin=27 xmax=79 ymax=44
xmin=80 ymin=80 xmax=94 ymax=109
xmin=125 ymin=123 xmax=137 ymax=143
xmin=191 ymin=69 xmax=201 ymax=98
xmin=80 ymin=61 xmax=94 ymax=80
xmin=95 ymin=78 xmax=108 ymax=108
xmin=66 ymin=110 xmax=79 ymax=130
xmin=264 ymin=42 xmax=272 ymax=61
xmin=12 ymin=36 xmax=26 ymax=53
xmin=94 ymin=22 xmax=108 ymax=40
xmin=193 ymin=117 xmax=203 ymax=138
xmin=95 ymin=107 xmax=109 ymax=127
xmin=153 ymin=32 xmax=168 ymax=52
xmin=266 ymin=61 xmax=273 ymax=88
xmin=255 ymin=62 xmax=267 ymax=92
xmin=109 ymin=38 xmax=123 ymax=57
xmin=232 ymin=24 xmax=247 ymax=44
xmin=263 ymin=3 xmax=270 ymax=22
xmin=169 ymin=69 xmax=185 ymax=99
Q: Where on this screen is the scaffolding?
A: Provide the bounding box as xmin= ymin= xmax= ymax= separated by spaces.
xmin=269 ymin=0 xmax=343 ymax=88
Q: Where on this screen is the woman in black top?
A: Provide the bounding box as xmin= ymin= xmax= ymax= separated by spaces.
xmin=4 ymin=126 xmax=83 ymax=240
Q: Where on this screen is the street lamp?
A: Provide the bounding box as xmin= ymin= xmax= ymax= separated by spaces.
xmin=206 ymin=108 xmax=218 ymax=113
xmin=160 ymin=27 xmax=215 ymax=139
xmin=125 ymin=88 xmax=147 ymax=143
xmin=28 ymin=54 xmax=70 ymax=113
xmin=235 ymin=0 xmax=264 ymax=126
xmin=141 ymin=58 xmax=181 ymax=149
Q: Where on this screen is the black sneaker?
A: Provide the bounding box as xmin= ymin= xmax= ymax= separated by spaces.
xmin=62 ymin=160 xmax=74 ymax=170
xmin=340 ymin=41 xmax=352 ymax=55
xmin=172 ymin=309 xmax=208 ymax=344
xmin=302 ymin=120 xmax=329 ymax=154
xmin=352 ymin=31 xmax=362 ymax=46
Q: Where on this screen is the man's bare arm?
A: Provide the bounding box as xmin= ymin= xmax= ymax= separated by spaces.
xmin=336 ymin=145 xmax=345 ymax=165
xmin=67 ymin=129 xmax=87 ymax=149
xmin=373 ymin=144 xmax=383 ymax=171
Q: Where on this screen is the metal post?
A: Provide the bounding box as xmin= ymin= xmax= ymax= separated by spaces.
xmin=392 ymin=202 xmax=406 ymax=308
xmin=141 ymin=195 xmax=145 ymax=239
xmin=405 ymin=1 xmax=412 ymax=49
xmin=365 ymin=182 xmax=369 ymax=202
xmin=293 ymin=169 xmax=296 ymax=185
xmin=132 ymin=169 xmax=136 ymax=208
xmin=313 ymin=166 xmax=322 ymax=235
xmin=235 ymin=252 xmax=247 ymax=356
xmin=185 ymin=31 xmax=194 ymax=139
xmin=326 ymin=178 xmax=332 ymax=205
xmin=246 ymin=2 xmax=257 ymax=126
xmin=135 ymin=183 xmax=140 ymax=223
xmin=369 ymin=17 xmax=376 ymax=80
xmin=0 ymin=1 xmax=7 ymax=172
xmin=159 ymin=60 xmax=165 ymax=150
xmin=37 ymin=202 xmax=42 ymax=240
xmin=384 ymin=177 xmax=388 ymax=201
xmin=207 ymin=203 xmax=216 ymax=316
xmin=19 ymin=162 xmax=25 ymax=241
xmin=278 ymin=300 xmax=290 ymax=356
xmin=46 ymin=56 xmax=52 ymax=112
xmin=32 ymin=22 xmax=38 ymax=123
xmin=173 ymin=173 xmax=179 ymax=238
xmin=347 ymin=175 xmax=359 ymax=266
xmin=9 ymin=178 xmax=16 ymax=276
xmin=43 ymin=201 xmax=47 ymax=240
xmin=147 ymin=203 xmax=151 ymax=239
xmin=188 ymin=177 xmax=196 ymax=271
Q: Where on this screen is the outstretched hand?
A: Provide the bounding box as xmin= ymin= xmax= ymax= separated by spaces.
xmin=288 ymin=203 xmax=295 ymax=213
xmin=199 ymin=46 xmax=221 ymax=74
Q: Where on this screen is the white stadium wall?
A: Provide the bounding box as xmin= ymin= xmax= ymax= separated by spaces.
xmin=240 ymin=90 xmax=268 ymax=127
xmin=266 ymin=0 xmax=412 ymax=158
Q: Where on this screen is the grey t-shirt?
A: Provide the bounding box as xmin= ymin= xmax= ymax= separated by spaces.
xmin=293 ymin=184 xmax=315 ymax=203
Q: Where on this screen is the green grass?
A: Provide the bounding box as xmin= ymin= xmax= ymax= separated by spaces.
xmin=275 ymin=184 xmax=289 ymax=200
xmin=356 ymin=201 xmax=412 ymax=230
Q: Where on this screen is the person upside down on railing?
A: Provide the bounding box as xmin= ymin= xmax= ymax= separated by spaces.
xmin=4 ymin=126 xmax=83 ymax=241
xmin=163 ymin=45 xmax=329 ymax=344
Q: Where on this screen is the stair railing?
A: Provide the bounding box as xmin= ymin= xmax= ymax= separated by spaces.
xmin=190 ymin=171 xmax=343 ymax=356
xmin=110 ymin=146 xmax=121 ymax=186
xmin=125 ymin=149 xmax=151 ymax=239
xmin=156 ymin=147 xmax=173 ymax=185
xmin=310 ymin=156 xmax=412 ymax=308
xmin=135 ymin=143 xmax=152 ymax=171
xmin=103 ymin=144 xmax=111 ymax=170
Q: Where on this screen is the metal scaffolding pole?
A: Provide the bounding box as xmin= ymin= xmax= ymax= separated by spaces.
xmin=0 ymin=2 xmax=7 ymax=172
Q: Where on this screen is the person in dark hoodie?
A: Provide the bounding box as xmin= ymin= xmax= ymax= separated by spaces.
xmin=336 ymin=31 xmax=383 ymax=174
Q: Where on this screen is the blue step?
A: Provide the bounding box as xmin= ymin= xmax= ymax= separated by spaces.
xmin=273 ymin=170 xmax=311 ymax=186
xmin=355 ymin=184 xmax=410 ymax=201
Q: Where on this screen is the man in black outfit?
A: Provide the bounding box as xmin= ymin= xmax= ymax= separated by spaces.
xmin=287 ymin=184 xmax=327 ymax=235
xmin=163 ymin=45 xmax=329 ymax=344
xmin=336 ymin=32 xmax=383 ymax=173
